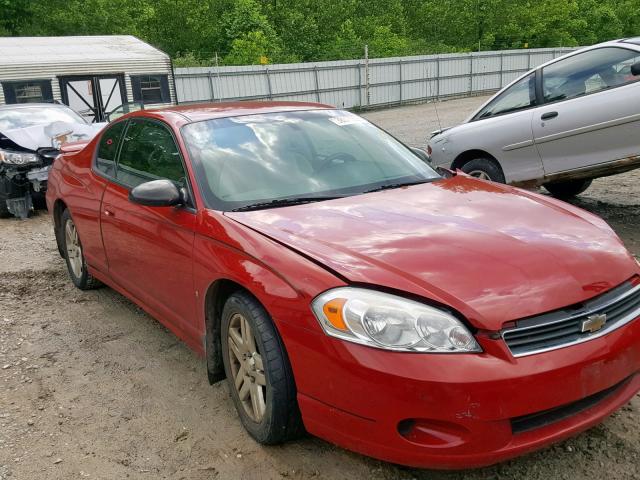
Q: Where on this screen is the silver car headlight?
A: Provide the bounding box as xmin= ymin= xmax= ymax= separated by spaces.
xmin=311 ymin=287 xmax=481 ymax=353
xmin=0 ymin=149 xmax=39 ymax=165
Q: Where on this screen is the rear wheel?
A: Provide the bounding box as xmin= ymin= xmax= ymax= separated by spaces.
xmin=61 ymin=209 xmax=101 ymax=290
xmin=221 ymin=291 xmax=303 ymax=444
xmin=460 ymin=158 xmax=506 ymax=183
xmin=544 ymin=179 xmax=592 ymax=199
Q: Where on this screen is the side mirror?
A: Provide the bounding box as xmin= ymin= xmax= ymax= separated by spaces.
xmin=411 ymin=147 xmax=431 ymax=163
xmin=129 ymin=179 xmax=184 ymax=207
xmin=631 ymin=61 xmax=640 ymax=76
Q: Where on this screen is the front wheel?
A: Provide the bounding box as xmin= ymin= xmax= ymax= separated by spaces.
xmin=544 ymin=179 xmax=592 ymax=199
xmin=460 ymin=158 xmax=506 ymax=183
xmin=221 ymin=291 xmax=303 ymax=444
xmin=0 ymin=179 xmax=12 ymax=218
xmin=60 ymin=209 xmax=101 ymax=290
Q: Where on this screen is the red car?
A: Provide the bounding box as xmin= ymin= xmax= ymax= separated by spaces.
xmin=46 ymin=102 xmax=640 ymax=469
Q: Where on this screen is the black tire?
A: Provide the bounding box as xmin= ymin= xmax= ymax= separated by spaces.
xmin=0 ymin=178 xmax=11 ymax=218
xmin=60 ymin=209 xmax=101 ymax=290
xmin=461 ymin=157 xmax=506 ymax=183
xmin=544 ymin=179 xmax=592 ymax=199
xmin=0 ymin=195 xmax=10 ymax=218
xmin=32 ymin=191 xmax=47 ymax=211
xmin=221 ymin=291 xmax=303 ymax=444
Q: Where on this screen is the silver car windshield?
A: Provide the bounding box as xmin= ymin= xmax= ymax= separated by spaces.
xmin=182 ymin=110 xmax=440 ymax=211
xmin=0 ymin=106 xmax=86 ymax=131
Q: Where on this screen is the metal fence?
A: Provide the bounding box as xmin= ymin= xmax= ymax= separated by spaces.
xmin=174 ymin=47 xmax=577 ymax=109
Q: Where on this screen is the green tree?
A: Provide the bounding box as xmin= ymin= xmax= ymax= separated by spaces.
xmin=0 ymin=0 xmax=33 ymax=35
xmin=3 ymin=0 xmax=637 ymax=64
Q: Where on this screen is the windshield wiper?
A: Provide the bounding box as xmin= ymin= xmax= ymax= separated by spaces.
xmin=362 ymin=179 xmax=432 ymax=194
xmin=231 ymin=196 xmax=343 ymax=212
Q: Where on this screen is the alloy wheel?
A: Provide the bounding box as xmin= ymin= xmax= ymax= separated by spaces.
xmin=468 ymin=170 xmax=491 ymax=180
xmin=227 ymin=313 xmax=267 ymax=422
xmin=65 ymin=219 xmax=83 ymax=278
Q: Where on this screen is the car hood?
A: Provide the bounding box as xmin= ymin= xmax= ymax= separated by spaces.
xmin=225 ymin=176 xmax=637 ymax=330
xmin=1 ymin=121 xmax=105 ymax=152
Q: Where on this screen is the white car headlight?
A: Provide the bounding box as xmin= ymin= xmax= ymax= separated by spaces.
xmin=0 ymin=149 xmax=39 ymax=165
xmin=311 ymin=287 xmax=481 ymax=353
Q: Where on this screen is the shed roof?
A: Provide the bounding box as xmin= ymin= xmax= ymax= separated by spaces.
xmin=0 ymin=35 xmax=168 ymax=66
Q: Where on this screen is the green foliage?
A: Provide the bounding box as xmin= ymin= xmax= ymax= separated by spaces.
xmin=5 ymin=0 xmax=640 ymax=64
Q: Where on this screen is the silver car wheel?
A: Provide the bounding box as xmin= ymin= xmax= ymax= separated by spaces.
xmin=468 ymin=170 xmax=491 ymax=181
xmin=64 ymin=218 xmax=83 ymax=278
xmin=227 ymin=313 xmax=267 ymax=422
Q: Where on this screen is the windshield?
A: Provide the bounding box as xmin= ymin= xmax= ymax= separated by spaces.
xmin=0 ymin=106 xmax=86 ymax=131
xmin=182 ymin=110 xmax=440 ymax=211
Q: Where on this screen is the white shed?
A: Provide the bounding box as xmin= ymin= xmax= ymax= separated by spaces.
xmin=0 ymin=35 xmax=176 ymax=122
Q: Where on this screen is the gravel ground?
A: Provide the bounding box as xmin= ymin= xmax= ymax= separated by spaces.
xmin=1 ymin=97 xmax=640 ymax=480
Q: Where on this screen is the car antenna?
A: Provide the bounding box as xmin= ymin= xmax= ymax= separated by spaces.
xmin=426 ymin=58 xmax=443 ymax=131
xmin=433 ymin=96 xmax=442 ymax=131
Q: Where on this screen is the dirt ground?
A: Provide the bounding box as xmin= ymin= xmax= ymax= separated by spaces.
xmin=2 ymin=97 xmax=640 ymax=480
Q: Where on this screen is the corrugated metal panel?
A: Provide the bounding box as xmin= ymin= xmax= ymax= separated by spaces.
xmin=170 ymin=47 xmax=578 ymax=109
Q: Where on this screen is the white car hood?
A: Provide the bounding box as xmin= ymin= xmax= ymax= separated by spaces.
xmin=2 ymin=121 xmax=106 ymax=151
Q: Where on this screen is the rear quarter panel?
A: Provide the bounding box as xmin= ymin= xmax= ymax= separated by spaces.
xmin=47 ymin=137 xmax=109 ymax=273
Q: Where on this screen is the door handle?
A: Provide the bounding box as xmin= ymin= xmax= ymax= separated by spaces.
xmin=103 ymin=207 xmax=115 ymax=217
xmin=541 ymin=111 xmax=559 ymax=120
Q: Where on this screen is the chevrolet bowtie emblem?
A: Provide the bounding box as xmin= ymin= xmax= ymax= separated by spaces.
xmin=581 ymin=313 xmax=607 ymax=333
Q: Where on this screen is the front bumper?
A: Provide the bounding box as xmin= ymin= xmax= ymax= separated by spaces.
xmin=279 ymin=312 xmax=640 ymax=469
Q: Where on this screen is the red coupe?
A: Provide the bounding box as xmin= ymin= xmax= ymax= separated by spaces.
xmin=46 ymin=102 xmax=640 ymax=469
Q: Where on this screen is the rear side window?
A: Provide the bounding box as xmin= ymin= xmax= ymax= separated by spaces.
xmin=96 ymin=121 xmax=127 ymax=177
xmin=474 ymin=73 xmax=537 ymax=120
xmin=542 ymin=47 xmax=640 ymax=103
xmin=116 ymin=119 xmax=186 ymax=188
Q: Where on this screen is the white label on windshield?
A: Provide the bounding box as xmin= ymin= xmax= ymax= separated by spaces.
xmin=328 ymin=115 xmax=367 ymax=126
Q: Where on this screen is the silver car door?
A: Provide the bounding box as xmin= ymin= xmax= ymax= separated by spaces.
xmin=533 ymin=46 xmax=640 ymax=175
xmin=459 ymin=72 xmax=544 ymax=184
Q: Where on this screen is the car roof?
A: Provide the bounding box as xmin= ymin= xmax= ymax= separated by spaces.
xmin=462 ymin=38 xmax=640 ymax=123
xmin=147 ymin=101 xmax=335 ymax=123
xmin=620 ymin=37 xmax=640 ymax=47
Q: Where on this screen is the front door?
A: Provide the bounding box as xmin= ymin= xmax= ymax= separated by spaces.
xmin=465 ymin=72 xmax=544 ymax=183
xmin=60 ymin=75 xmax=126 ymax=123
xmin=99 ymin=118 xmax=198 ymax=338
xmin=533 ymin=46 xmax=640 ymax=175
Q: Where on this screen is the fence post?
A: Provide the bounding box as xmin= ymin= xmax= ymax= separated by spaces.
xmin=499 ymin=52 xmax=504 ymax=88
xmin=469 ymin=52 xmax=473 ymax=94
xmin=398 ymin=60 xmax=403 ymax=105
xmin=364 ymin=45 xmax=370 ymax=107
xmin=357 ymin=62 xmax=362 ymax=107
xmin=208 ymin=71 xmax=215 ymax=101
xmin=313 ymin=65 xmax=320 ymax=102
xmin=435 ymin=56 xmax=440 ymax=101
xmin=265 ymin=67 xmax=273 ymax=100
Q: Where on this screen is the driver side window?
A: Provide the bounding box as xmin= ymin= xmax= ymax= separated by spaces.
xmin=475 ymin=73 xmax=537 ymax=120
xmin=116 ymin=119 xmax=186 ymax=189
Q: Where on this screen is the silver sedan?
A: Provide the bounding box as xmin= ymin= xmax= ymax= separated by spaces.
xmin=427 ymin=38 xmax=640 ymax=198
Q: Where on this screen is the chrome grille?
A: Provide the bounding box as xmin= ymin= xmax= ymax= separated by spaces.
xmin=503 ymin=280 xmax=640 ymax=357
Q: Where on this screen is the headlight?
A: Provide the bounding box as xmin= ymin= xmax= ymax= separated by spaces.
xmin=311 ymin=287 xmax=481 ymax=353
xmin=0 ymin=149 xmax=39 ymax=165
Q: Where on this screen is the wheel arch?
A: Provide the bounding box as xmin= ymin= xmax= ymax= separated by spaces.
xmin=451 ymin=149 xmax=501 ymax=172
xmin=53 ymin=199 xmax=68 ymax=257
xmin=204 ymin=278 xmax=256 ymax=384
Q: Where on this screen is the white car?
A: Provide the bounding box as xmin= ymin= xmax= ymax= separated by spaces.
xmin=427 ymin=38 xmax=640 ymax=198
